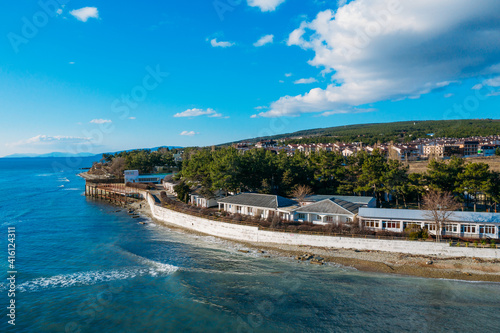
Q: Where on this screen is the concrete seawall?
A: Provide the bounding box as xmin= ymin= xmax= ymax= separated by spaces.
xmin=144 ymin=192 xmax=500 ymax=259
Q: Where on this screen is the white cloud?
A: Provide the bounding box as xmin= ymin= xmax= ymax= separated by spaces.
xmin=56 ymin=8 xmax=63 ymax=15
xmin=285 ymin=73 xmax=293 ymax=77
xmin=90 ymin=119 xmax=112 ymax=124
xmin=180 ymin=131 xmax=198 ymax=136
xmin=444 ymin=93 xmax=454 ymax=98
xmin=254 ymin=34 xmax=274 ymax=47
xmin=7 ymin=135 xmax=91 ymax=147
xmin=128 ymin=117 xmax=136 ymax=120
xmin=256 ymin=0 xmax=500 ymax=117
xmin=210 ymin=38 xmax=234 ymax=48
xmin=294 ymin=78 xmax=318 ymax=84
xmin=68 ymin=61 xmax=75 ymax=65
xmin=247 ymin=0 xmax=286 ymax=12
xmin=337 ymin=0 xmax=348 ymax=7
xmin=321 ymin=107 xmax=376 ymax=117
xmin=174 ymin=108 xmax=227 ymax=118
xmin=484 ymin=76 xmax=500 ymax=87
xmin=70 ymin=7 xmax=99 ymax=22
xmin=471 ymin=84 xmax=483 ymax=90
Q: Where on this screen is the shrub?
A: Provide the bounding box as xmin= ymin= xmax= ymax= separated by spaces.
xmin=270 ymin=215 xmax=281 ymax=229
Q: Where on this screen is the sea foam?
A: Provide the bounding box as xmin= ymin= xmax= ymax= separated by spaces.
xmin=17 ymin=264 xmax=179 ymax=293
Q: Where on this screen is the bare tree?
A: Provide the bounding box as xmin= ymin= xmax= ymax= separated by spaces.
xmin=108 ymin=157 xmax=126 ymax=177
xmin=422 ymin=190 xmax=460 ymax=242
xmin=292 ymin=184 xmax=313 ymax=204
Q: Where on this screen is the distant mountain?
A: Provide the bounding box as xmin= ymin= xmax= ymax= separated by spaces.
xmin=3 ymin=146 xmax=183 ymax=159
xmin=2 ymin=152 xmax=101 ymax=158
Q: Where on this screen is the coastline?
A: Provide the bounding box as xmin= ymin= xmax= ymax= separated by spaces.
xmin=129 ymin=200 xmax=500 ymax=283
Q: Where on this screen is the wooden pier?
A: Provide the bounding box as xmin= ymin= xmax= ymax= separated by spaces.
xmin=85 ymin=183 xmax=143 ymax=205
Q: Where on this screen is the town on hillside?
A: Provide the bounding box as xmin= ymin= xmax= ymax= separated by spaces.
xmin=236 ymin=135 xmax=500 ymax=161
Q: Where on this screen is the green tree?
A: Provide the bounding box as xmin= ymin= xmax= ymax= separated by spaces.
xmin=495 ymin=147 xmax=500 ymax=156
xmin=356 ymin=150 xmax=388 ymax=206
xmin=486 ymin=171 xmax=500 ymax=212
xmin=174 ymin=181 xmax=191 ymax=203
xmin=457 ymin=162 xmax=491 ymax=212
xmin=425 ymin=157 xmax=464 ymax=194
xmin=384 ymin=160 xmax=409 ymax=207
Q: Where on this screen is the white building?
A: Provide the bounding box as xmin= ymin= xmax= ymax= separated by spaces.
xmin=292 ymin=198 xmax=361 ymax=225
xmin=124 ymin=170 xmax=167 ymax=184
xmin=189 ymin=189 xmax=225 ymax=208
xmin=163 ymin=175 xmax=181 ymax=195
xmin=358 ymin=208 xmax=500 ymax=239
xmin=218 ymin=193 xmax=298 ymax=220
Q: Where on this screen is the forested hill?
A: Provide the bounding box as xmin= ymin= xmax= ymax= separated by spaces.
xmin=231 ymin=119 xmax=500 ymax=145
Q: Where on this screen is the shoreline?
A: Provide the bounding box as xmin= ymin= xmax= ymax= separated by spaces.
xmin=128 ymin=200 xmax=500 ymax=283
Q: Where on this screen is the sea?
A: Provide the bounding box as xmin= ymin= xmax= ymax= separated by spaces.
xmin=1 ymin=157 xmax=500 ymax=332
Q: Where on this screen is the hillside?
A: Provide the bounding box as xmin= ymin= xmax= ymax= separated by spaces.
xmin=230 ymin=119 xmax=500 ymax=145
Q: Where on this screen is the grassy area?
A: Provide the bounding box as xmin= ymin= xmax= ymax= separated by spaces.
xmin=408 ymin=156 xmax=500 ymax=174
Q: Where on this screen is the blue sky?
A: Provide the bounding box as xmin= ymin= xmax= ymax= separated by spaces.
xmin=1 ymin=0 xmax=500 ymax=156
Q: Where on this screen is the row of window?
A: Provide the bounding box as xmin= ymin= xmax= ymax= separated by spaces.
xmin=362 ymin=219 xmax=499 ymax=234
xmin=363 ymin=220 xmax=380 ymax=228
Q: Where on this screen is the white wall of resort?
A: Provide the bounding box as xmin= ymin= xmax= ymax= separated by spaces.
xmin=144 ymin=192 xmax=500 ymax=259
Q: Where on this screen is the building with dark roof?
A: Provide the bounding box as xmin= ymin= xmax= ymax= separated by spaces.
xmin=293 ymin=198 xmax=363 ymax=224
xmin=300 ymin=195 xmax=376 ymax=208
xmin=217 ymin=193 xmax=298 ymax=220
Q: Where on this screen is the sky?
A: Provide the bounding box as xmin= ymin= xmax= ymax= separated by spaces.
xmin=1 ymin=0 xmax=500 ymax=156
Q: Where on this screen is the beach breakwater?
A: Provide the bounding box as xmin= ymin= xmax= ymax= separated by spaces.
xmin=142 ymin=192 xmax=500 ymax=259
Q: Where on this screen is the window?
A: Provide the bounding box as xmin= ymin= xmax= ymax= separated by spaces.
xmin=298 ymin=213 xmax=306 ymax=220
xmin=384 ymin=221 xmax=400 ymax=229
xmin=444 ymin=224 xmax=458 ymax=233
xmin=247 ymin=207 xmax=253 ymax=215
xmin=363 ymin=220 xmax=379 ymax=228
xmin=461 ymin=225 xmax=476 ymax=233
xmin=236 ymin=206 xmax=242 ymax=213
xmin=479 ymin=225 xmax=495 ymax=234
xmin=325 ymin=216 xmax=333 ymax=222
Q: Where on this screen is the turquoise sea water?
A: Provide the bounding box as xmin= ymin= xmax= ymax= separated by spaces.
xmin=1 ymin=157 xmax=500 ymax=332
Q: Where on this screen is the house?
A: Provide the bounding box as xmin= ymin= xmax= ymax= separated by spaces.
xmin=300 ymin=195 xmax=376 ymax=208
xmin=423 ymin=143 xmax=445 ymax=158
xmin=462 ymin=141 xmax=479 ymax=156
xmin=189 ymin=188 xmax=224 ymax=208
xmin=255 ymin=140 xmax=277 ymax=149
xmin=292 ymin=198 xmax=362 ymax=225
xmin=479 ymin=145 xmax=497 ymax=157
xmin=358 ymin=208 xmax=500 ymax=239
xmin=217 ymin=193 xmax=298 ymax=220
xmin=173 ymin=153 xmax=183 ymax=163
xmin=162 ymin=175 xmax=181 ymax=195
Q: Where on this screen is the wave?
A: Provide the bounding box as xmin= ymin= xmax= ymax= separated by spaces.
xmin=113 ymin=245 xmax=179 ymax=275
xmin=58 ymin=177 xmax=70 ymax=182
xmin=16 ymin=265 xmax=179 ymax=293
xmin=63 ymin=188 xmax=80 ymax=191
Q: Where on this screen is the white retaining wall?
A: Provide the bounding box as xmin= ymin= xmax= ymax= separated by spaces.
xmin=146 ymin=193 xmax=500 ymax=259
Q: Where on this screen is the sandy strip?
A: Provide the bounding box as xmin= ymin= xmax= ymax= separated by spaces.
xmin=127 ymin=200 xmax=500 ymax=282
